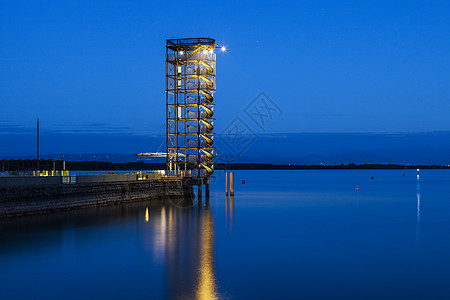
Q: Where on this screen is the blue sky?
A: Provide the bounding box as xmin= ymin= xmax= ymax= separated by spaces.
xmin=1 ymin=0 xmax=449 ymax=156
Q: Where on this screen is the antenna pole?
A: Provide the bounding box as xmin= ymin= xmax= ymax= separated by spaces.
xmin=37 ymin=118 xmax=40 ymax=172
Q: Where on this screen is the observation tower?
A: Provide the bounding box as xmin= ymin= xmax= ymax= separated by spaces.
xmin=166 ymin=38 xmax=223 ymax=178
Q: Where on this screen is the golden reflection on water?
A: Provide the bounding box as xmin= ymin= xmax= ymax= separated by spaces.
xmin=168 ymin=206 xmax=173 ymax=233
xmin=143 ymin=197 xmax=219 ymax=298
xmin=196 ymin=205 xmax=218 ymax=300
xmin=230 ymin=195 xmax=234 ymax=230
xmin=153 ymin=206 xmax=167 ymax=259
xmin=226 ymin=194 xmax=234 ymax=232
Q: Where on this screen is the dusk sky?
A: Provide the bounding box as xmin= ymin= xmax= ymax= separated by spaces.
xmin=1 ymin=0 xmax=450 ymax=156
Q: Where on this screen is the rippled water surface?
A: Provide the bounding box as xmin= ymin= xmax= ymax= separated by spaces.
xmin=2 ymin=170 xmax=450 ymax=299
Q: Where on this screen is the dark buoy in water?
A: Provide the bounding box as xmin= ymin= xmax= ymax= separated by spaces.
xmin=371 ymin=177 xmax=374 ymax=180
xmin=242 ymin=180 xmax=245 ymax=184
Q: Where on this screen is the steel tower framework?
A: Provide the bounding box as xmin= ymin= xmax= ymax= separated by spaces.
xmin=166 ymin=38 xmax=216 ymax=178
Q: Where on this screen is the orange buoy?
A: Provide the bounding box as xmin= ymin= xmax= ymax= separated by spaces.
xmin=242 ymin=180 xmax=245 ymax=184
xmin=356 ymin=188 xmax=359 ymax=191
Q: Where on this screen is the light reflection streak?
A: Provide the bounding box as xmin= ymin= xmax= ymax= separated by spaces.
xmin=416 ymin=177 xmax=421 ymax=243
xmin=157 ymin=197 xmax=219 ymax=299
xmin=153 ymin=206 xmax=167 ymax=261
xmin=417 ymin=183 xmax=420 ymax=222
xmin=225 ymin=194 xmax=228 ymax=228
xmin=230 ymin=195 xmax=234 ymax=231
xmin=225 ymin=194 xmax=234 ymax=232
xmin=196 ymin=204 xmax=218 ymax=300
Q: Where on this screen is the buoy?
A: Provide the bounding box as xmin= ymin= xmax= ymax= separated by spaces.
xmin=371 ymin=177 xmax=374 ymax=180
xmin=242 ymin=180 xmax=245 ymax=184
xmin=356 ymin=188 xmax=359 ymax=191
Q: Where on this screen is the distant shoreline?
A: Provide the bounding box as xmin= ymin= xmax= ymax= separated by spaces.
xmin=59 ymin=161 xmax=450 ymax=171
xmin=1 ymin=160 xmax=448 ymax=171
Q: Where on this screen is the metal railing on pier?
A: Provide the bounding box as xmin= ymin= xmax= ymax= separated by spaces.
xmin=0 ymin=170 xmax=168 ymax=187
xmin=0 ymin=170 xmax=166 ymax=178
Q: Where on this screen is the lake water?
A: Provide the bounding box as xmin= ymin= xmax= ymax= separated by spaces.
xmin=1 ymin=170 xmax=450 ymax=299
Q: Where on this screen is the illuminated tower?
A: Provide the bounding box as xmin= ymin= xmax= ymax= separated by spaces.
xmin=166 ymin=38 xmax=217 ymax=178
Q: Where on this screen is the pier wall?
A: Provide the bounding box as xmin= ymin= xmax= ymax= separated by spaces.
xmin=0 ymin=173 xmax=162 ymax=187
xmin=0 ymin=177 xmax=191 ymax=217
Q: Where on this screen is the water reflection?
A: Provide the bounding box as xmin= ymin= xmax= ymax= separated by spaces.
xmin=160 ymin=198 xmax=218 ymax=299
xmin=417 ymin=178 xmax=421 ymax=223
xmin=0 ymin=197 xmax=218 ymax=299
xmin=196 ymin=204 xmax=217 ymax=299
xmin=226 ymin=194 xmax=234 ymax=232
xmin=416 ymin=177 xmax=421 ymax=243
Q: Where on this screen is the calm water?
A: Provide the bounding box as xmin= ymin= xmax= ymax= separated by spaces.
xmin=2 ymin=170 xmax=450 ymax=299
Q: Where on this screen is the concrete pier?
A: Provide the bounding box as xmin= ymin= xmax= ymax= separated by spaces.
xmin=0 ymin=175 xmax=193 ymax=217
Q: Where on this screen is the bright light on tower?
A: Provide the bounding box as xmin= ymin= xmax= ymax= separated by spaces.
xmin=221 ymin=46 xmax=226 ymax=52
xmin=179 ymin=51 xmax=184 ymax=55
